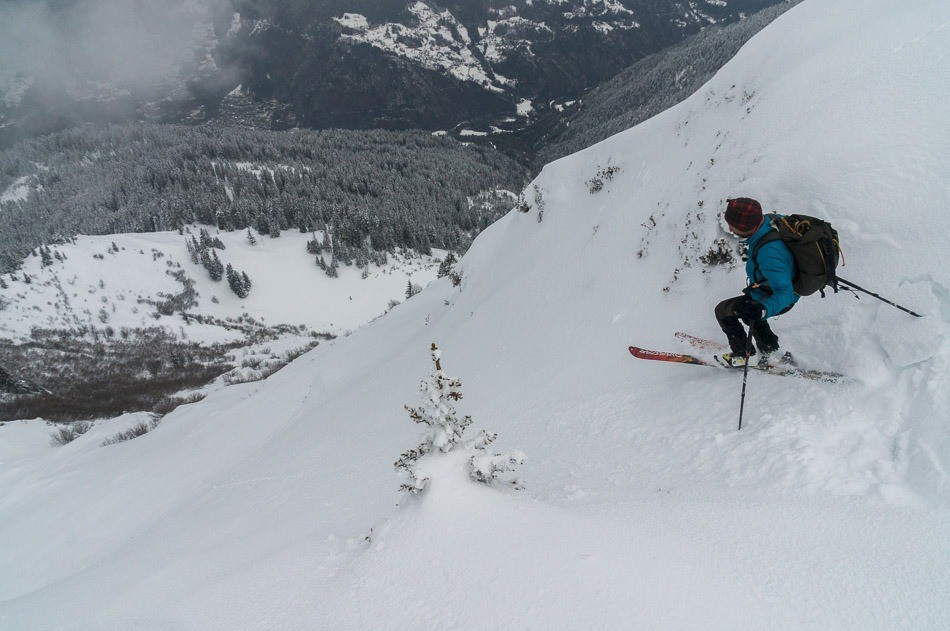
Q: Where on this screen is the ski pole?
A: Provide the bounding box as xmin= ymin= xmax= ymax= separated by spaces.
xmin=837 ymin=277 xmax=923 ymax=318
xmin=737 ymin=323 xmax=754 ymax=431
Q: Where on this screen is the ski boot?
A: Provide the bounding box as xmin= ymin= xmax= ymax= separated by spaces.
xmin=720 ymin=349 xmax=756 ymax=367
xmin=759 ymin=350 xmax=796 ymax=368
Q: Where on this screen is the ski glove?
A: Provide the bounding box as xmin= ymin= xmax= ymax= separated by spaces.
xmin=733 ymin=297 xmax=766 ymax=321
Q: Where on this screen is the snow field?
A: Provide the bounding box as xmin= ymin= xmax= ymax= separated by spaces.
xmin=0 ymin=227 xmax=443 ymax=341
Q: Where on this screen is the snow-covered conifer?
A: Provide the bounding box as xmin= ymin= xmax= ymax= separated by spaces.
xmin=437 ymin=252 xmax=457 ymax=278
xmin=306 ymin=234 xmax=321 ymax=255
xmin=226 ymin=264 xmax=247 ymax=298
xmin=186 ymin=236 xmax=201 ymax=264
xmin=200 ymin=248 xmax=224 ymax=281
xmin=396 ymin=343 xmax=471 ymax=491
xmin=209 ymin=250 xmax=224 ymax=281
xmin=395 ymin=343 xmax=524 ymax=493
xmin=246 ymin=228 xmax=257 ymax=245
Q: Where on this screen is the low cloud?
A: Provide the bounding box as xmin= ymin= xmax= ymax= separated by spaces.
xmin=0 ymin=0 xmax=217 ymax=99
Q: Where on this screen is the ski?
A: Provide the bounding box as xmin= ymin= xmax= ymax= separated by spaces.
xmin=674 ymin=332 xmax=727 ymax=352
xmin=628 ymin=346 xmax=712 ymax=366
xmin=711 ymin=354 xmax=844 ymax=383
xmin=674 ymin=332 xmax=846 ymax=383
xmin=628 ymin=345 xmax=845 ymax=383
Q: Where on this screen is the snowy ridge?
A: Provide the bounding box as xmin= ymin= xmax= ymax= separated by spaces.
xmin=1 ymin=1 xmax=949 ymax=628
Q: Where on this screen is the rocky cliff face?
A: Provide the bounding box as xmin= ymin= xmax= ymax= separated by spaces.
xmin=221 ymin=0 xmax=785 ymax=132
xmin=0 ymin=0 xmax=786 ymax=150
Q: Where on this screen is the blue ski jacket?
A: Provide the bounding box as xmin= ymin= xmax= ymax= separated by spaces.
xmin=743 ymin=216 xmax=799 ymax=318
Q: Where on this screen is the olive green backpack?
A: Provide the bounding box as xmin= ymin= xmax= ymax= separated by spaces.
xmin=752 ymin=213 xmax=842 ymax=297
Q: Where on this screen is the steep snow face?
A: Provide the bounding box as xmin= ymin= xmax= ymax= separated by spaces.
xmin=2 ymin=1 xmax=949 ymax=629
xmin=455 ymin=0 xmax=950 ymax=502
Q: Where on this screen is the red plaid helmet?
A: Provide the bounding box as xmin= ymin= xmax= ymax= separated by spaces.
xmin=724 ymin=198 xmax=763 ymax=233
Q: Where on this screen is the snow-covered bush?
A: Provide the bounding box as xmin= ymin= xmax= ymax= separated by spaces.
xmin=395 ymin=343 xmax=524 ymax=492
xmin=468 ymin=430 xmax=526 ymax=485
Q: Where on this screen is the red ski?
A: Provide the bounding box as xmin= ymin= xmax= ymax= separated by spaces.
xmin=628 ymin=346 xmax=711 ymax=366
xmin=628 ymin=343 xmax=845 ymax=383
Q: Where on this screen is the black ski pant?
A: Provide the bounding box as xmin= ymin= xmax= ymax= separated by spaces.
xmin=715 ymin=295 xmax=782 ymax=355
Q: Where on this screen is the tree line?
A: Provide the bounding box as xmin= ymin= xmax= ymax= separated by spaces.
xmin=0 ymin=123 xmax=528 ymax=272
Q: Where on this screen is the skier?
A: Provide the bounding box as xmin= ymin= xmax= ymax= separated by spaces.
xmin=716 ymin=197 xmax=798 ymax=367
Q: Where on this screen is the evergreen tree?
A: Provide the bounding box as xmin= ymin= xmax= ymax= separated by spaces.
xmin=40 ymin=246 xmax=53 ymax=268
xmin=437 ymin=252 xmax=457 ymax=278
xmin=246 ymin=228 xmax=257 ymax=245
xmin=199 ymin=228 xmax=225 ymax=250
xmin=306 ymin=234 xmax=321 ymax=255
xmin=186 ymin=236 xmax=201 ymax=264
xmin=226 ymin=264 xmax=249 ymax=298
xmin=200 ymin=248 xmax=224 ymax=281
xmin=395 ymin=343 xmax=472 ymax=491
xmin=209 ymin=250 xmax=224 ymax=281
xmin=395 ymin=343 xmax=524 ymax=493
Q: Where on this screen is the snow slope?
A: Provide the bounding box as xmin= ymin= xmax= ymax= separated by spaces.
xmin=2 ymin=0 xmax=949 ymax=628
xmin=0 ymin=228 xmax=442 ymax=342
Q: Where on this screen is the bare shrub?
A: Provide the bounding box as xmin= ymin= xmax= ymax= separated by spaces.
xmin=283 ymin=343 xmax=318 ymax=363
xmin=49 ymin=421 xmax=93 ymax=446
xmin=101 ymin=419 xmax=158 ymax=446
xmin=0 ymin=328 xmax=234 ymax=422
xmin=153 ymin=392 xmax=207 ymax=416
xmin=586 ymin=165 xmax=621 ymax=194
xmin=699 ymin=238 xmax=736 ymax=266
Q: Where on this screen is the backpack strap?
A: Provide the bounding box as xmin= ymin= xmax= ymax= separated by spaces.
xmin=749 ymin=228 xmax=782 ymax=294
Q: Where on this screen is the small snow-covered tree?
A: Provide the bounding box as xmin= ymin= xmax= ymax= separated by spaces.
xmin=405 ymin=279 xmax=422 ymax=299
xmin=437 ymin=252 xmax=457 ymax=278
xmin=395 ymin=343 xmax=524 ymax=493
xmin=246 ymin=228 xmax=257 ymax=245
